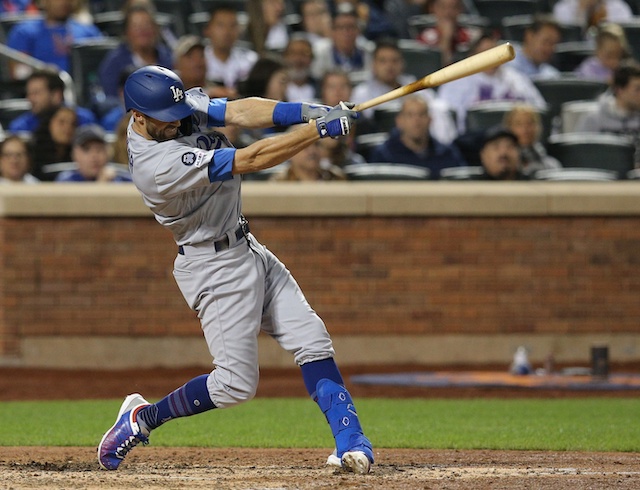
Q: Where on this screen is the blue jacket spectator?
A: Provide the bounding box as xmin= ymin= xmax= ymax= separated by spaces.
xmin=369 ymin=95 xmax=467 ymax=180
xmin=98 ymin=4 xmax=173 ymax=99
xmin=7 ymin=0 xmax=101 ymax=77
xmin=8 ymin=68 xmax=97 ymax=132
xmin=55 ymin=124 xmax=132 ymax=182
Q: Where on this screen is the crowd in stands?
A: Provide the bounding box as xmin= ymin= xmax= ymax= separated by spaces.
xmin=0 ymin=0 xmax=639 ymax=183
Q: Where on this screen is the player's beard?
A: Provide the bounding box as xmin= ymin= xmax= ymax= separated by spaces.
xmin=146 ymin=120 xmax=180 ymax=142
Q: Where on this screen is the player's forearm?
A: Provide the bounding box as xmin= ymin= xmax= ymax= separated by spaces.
xmin=232 ymin=123 xmax=319 ymax=174
xmin=225 ymin=98 xmax=279 ymax=128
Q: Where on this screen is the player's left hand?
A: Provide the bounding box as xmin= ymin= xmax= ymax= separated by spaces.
xmin=316 ymin=102 xmax=358 ymax=139
xmin=301 ymin=103 xmax=331 ymax=122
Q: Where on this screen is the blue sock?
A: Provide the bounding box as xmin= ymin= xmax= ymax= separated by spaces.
xmin=300 ymin=358 xmax=343 ymax=400
xmin=137 ymin=374 xmax=215 ymax=432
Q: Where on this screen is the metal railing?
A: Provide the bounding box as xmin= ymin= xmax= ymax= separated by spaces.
xmin=0 ymin=42 xmax=76 ymax=106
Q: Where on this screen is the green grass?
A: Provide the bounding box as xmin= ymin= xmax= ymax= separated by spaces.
xmin=1 ymin=398 xmax=638 ymax=452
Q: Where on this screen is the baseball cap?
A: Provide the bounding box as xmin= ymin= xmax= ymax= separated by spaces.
xmin=481 ymin=125 xmax=518 ymax=148
xmin=173 ymin=35 xmax=205 ymax=63
xmin=73 ymin=124 xmax=107 ymax=147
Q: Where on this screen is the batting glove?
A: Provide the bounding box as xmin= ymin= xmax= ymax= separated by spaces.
xmin=301 ymin=102 xmax=331 ymax=122
xmin=316 ymin=102 xmax=358 ymax=139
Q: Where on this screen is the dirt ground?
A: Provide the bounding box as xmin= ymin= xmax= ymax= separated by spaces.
xmin=2 ymin=365 xmax=639 ymax=489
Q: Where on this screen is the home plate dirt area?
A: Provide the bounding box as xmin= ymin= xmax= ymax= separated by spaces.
xmin=2 ymin=365 xmax=640 ymax=489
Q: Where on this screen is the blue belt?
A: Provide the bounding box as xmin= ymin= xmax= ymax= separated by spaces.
xmin=178 ymin=220 xmax=250 ymax=255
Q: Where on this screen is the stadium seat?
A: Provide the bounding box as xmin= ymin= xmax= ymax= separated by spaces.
xmin=560 ymin=100 xmax=598 ymax=133
xmin=439 ymin=166 xmax=485 ymax=180
xmin=532 ymin=168 xmax=619 ymax=181
xmin=343 ymin=163 xmax=430 ymax=180
xmin=533 ymin=77 xmax=607 ymax=129
xmin=407 ymin=13 xmax=489 ymax=40
xmin=70 ymin=38 xmax=120 ymax=110
xmin=397 ymin=39 xmax=443 ymax=80
xmin=619 ymin=20 xmax=640 ymax=61
xmin=550 ymin=41 xmax=594 ymax=72
xmin=0 ymin=79 xmax=27 ymax=99
xmin=465 ymin=100 xmax=551 ymax=142
xmin=501 ymin=15 xmax=583 ymax=43
xmin=152 ymin=0 xmax=193 ymax=37
xmin=0 ymin=98 xmax=31 ymax=130
xmin=546 ymin=132 xmax=636 ymax=178
xmin=473 ymin=0 xmax=539 ymax=34
xmin=192 ymin=0 xmax=248 ymax=15
xmin=373 ymin=107 xmax=400 ymax=133
xmin=354 ymin=132 xmax=389 ymax=161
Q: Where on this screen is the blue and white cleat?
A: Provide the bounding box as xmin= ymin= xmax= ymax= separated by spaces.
xmin=98 ymin=393 xmax=150 ymax=470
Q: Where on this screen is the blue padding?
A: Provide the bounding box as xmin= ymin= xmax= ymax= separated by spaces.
xmin=207 ymin=98 xmax=227 ymax=127
xmin=208 ymin=148 xmax=235 ymax=182
xmin=316 ymin=378 xmax=373 ymax=460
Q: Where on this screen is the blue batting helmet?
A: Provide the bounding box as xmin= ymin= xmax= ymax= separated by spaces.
xmin=124 ymin=66 xmax=195 ymax=122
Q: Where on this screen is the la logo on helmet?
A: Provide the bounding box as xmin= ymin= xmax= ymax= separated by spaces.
xmin=170 ymin=85 xmax=184 ymax=103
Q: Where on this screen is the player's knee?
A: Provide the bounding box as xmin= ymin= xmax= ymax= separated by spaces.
xmin=207 ymin=368 xmax=258 ymax=407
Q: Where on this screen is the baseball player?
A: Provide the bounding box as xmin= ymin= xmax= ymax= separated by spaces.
xmin=97 ymin=66 xmax=374 ymax=474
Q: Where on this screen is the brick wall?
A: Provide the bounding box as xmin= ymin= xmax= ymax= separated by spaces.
xmin=1 ymin=214 xmax=638 ymax=360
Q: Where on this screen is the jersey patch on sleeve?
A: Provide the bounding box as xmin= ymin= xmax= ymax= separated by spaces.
xmin=181 ymin=151 xmax=207 ymax=168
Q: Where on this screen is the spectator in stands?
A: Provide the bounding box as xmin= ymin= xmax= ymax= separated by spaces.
xmin=310 ymin=4 xmax=373 ymax=80
xmin=510 ymin=15 xmax=562 ymax=80
xmin=575 ymin=62 xmax=640 ymax=164
xmin=574 ymin=23 xmax=630 ymax=83
xmin=245 ymin=0 xmax=289 ymax=55
xmin=283 ymin=35 xmax=318 ymax=103
xmin=503 ymin=104 xmax=561 ymax=178
xmin=55 ymin=124 xmax=132 ymax=182
xmin=30 ymin=105 xmax=77 ymax=180
xmin=98 ymin=4 xmax=173 ymax=99
xmin=172 ymin=35 xmax=208 ymax=91
xmin=238 ymin=57 xmax=290 ymax=143
xmin=553 ymin=0 xmax=633 ymax=32
xmin=438 ymin=34 xmax=547 ymax=133
xmin=477 ymin=126 xmax=526 ymax=180
xmin=203 ymin=3 xmax=258 ymax=100
xmin=300 ymin=0 xmax=332 ymax=43
xmin=369 ymin=95 xmax=467 ymax=179
xmin=351 ymin=38 xmax=457 ymax=143
xmin=319 ymin=69 xmax=353 ymax=107
xmin=110 ymin=113 xmax=130 ymax=165
xmin=7 ymin=0 xmax=102 ymax=79
xmin=0 ymin=135 xmax=39 ymax=183
xmin=271 ymin=136 xmax=347 ymax=181
xmin=99 ymin=67 xmax=135 ymax=131
xmin=0 ymin=0 xmax=38 ymax=14
xmin=334 ymin=0 xmax=396 ymax=40
xmin=415 ymin=0 xmax=481 ymax=65
xmin=316 ymin=69 xmax=364 ymax=166
xmin=8 ymin=68 xmax=97 ymax=132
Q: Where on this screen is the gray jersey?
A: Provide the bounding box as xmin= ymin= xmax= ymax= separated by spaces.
xmin=127 ymin=120 xmax=241 ymax=246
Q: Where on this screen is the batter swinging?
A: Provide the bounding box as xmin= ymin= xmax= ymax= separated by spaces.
xmin=97 ymin=66 xmax=374 ymax=474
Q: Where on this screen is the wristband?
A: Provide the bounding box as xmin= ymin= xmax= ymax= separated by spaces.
xmin=272 ymin=102 xmax=302 ymax=126
xmin=207 ymin=98 xmax=228 ymax=127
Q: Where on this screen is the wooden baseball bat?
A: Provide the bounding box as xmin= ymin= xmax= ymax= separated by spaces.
xmin=353 ymin=43 xmax=516 ymax=113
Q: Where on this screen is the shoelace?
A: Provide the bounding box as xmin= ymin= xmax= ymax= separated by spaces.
xmin=115 ymin=433 xmax=149 ymax=459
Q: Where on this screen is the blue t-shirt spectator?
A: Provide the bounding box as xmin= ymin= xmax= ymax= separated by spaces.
xmin=0 ymin=0 xmax=37 ymax=14
xmin=55 ymin=168 xmax=132 ymax=182
xmin=7 ymin=18 xmax=102 ymax=73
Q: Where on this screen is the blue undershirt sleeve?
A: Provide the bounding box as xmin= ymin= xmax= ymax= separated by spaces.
xmin=207 ymin=98 xmax=227 ymax=127
xmin=208 ymin=147 xmax=236 ymax=182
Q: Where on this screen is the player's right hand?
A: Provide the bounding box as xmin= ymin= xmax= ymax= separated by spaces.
xmin=316 ymin=102 xmax=358 ymax=139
